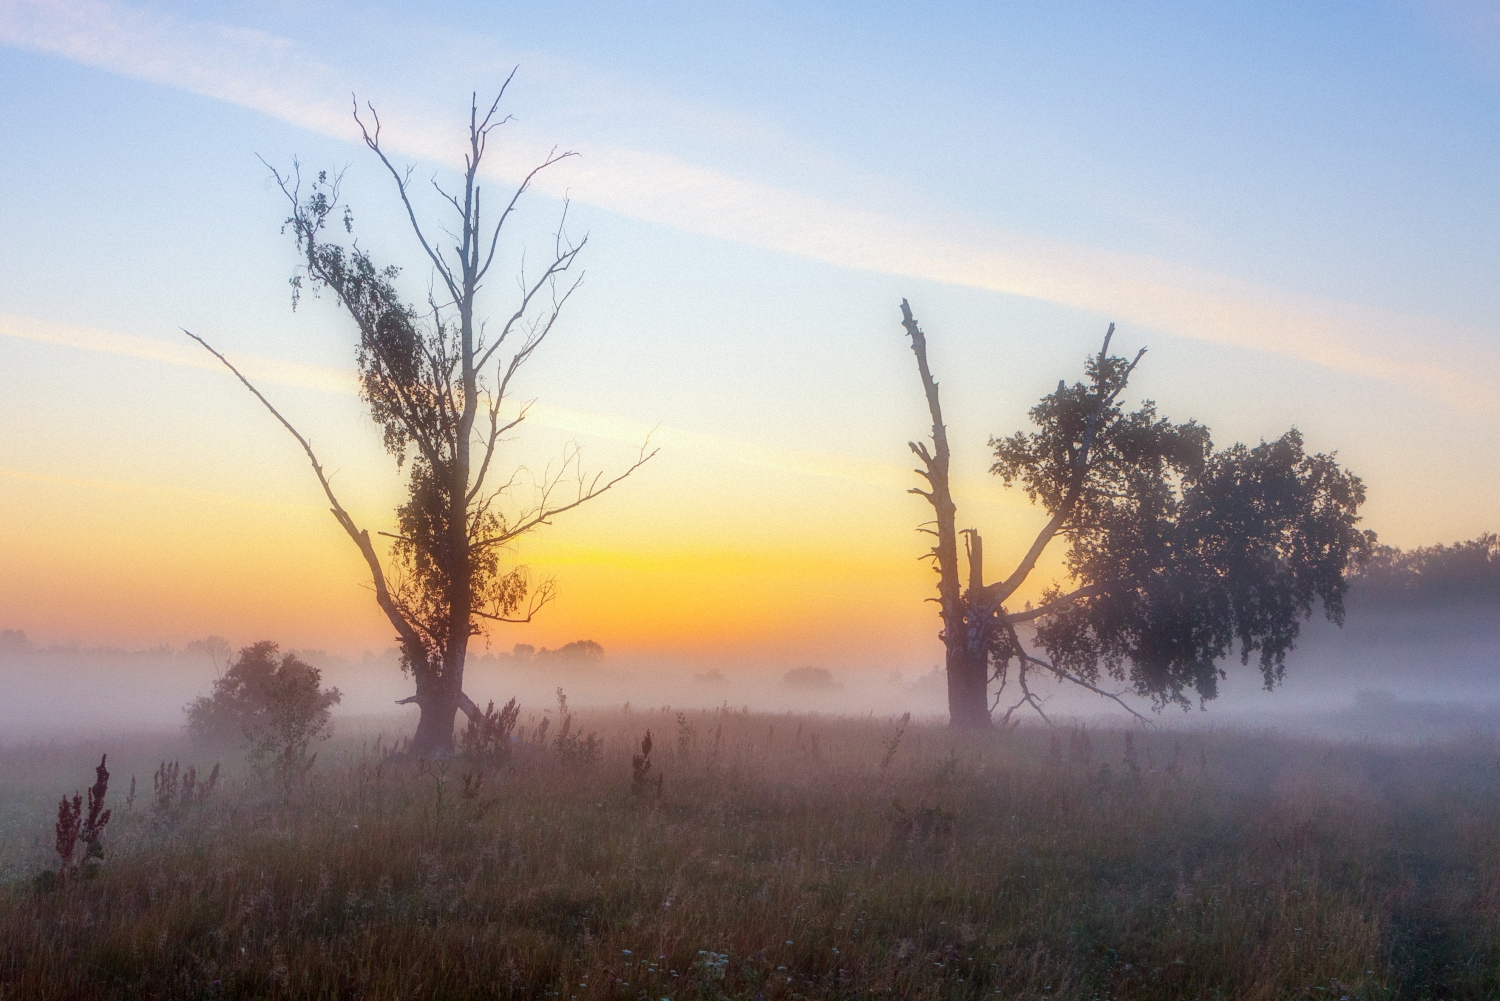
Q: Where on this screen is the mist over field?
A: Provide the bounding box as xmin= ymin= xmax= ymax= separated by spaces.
xmin=4 ymin=579 xmax=1496 ymax=745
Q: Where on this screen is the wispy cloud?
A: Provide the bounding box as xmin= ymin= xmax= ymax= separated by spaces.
xmin=0 ymin=461 xmax=326 ymax=514
xmin=2 ymin=311 xmax=991 ymax=502
xmin=3 ymin=0 xmax=1496 ymax=414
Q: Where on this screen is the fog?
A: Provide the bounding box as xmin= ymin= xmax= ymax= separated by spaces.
xmin=3 ymin=586 xmax=1496 ymax=746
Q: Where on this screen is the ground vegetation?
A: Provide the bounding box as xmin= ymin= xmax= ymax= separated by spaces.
xmin=3 ymin=712 xmax=1498 ymax=999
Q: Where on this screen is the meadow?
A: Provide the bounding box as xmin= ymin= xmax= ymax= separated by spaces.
xmin=2 ymin=707 xmax=1498 ymax=1000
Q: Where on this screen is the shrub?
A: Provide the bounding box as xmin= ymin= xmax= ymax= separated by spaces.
xmin=186 ymin=641 xmax=341 ymax=785
xmin=552 ymin=688 xmax=602 ymax=766
xmin=782 ymin=665 xmax=841 ymax=690
xmin=151 ymin=760 xmax=220 ymax=819
xmin=460 ymin=698 xmax=521 ymax=763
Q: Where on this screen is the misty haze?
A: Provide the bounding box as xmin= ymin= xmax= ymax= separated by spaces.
xmin=3 ymin=4 xmax=1500 ymax=1000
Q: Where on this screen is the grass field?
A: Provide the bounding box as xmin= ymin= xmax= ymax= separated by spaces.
xmin=2 ymin=707 xmax=1498 ymax=1000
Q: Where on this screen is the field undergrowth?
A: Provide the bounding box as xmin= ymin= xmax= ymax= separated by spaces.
xmin=2 ymin=707 xmax=1498 ymax=1000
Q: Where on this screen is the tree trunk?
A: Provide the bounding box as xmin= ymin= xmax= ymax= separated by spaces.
xmin=902 ymin=300 xmax=995 ymax=731
xmin=411 ymin=686 xmax=460 ymax=757
xmin=946 ymin=639 xmax=992 ymax=729
xmin=947 ymin=530 xmax=994 ymax=729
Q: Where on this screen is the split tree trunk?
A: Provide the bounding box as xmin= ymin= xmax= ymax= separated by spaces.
xmin=949 ymin=530 xmax=995 ymax=728
xmin=408 ymin=647 xmax=483 ymax=757
xmin=903 ymin=300 xmax=994 ymax=730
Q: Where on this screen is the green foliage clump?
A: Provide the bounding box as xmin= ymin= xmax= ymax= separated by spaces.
xmin=992 ymin=347 xmax=1368 ymax=708
xmin=186 ymin=641 xmax=341 ymax=784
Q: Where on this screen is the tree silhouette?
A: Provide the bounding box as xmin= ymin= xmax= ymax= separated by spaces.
xmin=900 ymin=300 xmax=1367 ymax=728
xmin=189 ymin=79 xmax=654 ymax=755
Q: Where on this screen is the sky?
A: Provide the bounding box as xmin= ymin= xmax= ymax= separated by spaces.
xmin=1 ymin=0 xmax=1498 ymax=681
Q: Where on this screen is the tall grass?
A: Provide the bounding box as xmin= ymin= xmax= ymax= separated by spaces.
xmin=1 ymin=709 xmax=1497 ymax=999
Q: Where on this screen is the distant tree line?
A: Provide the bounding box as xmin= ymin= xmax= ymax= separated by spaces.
xmin=1349 ymin=534 xmax=1500 ymax=611
xmin=509 ymin=640 xmax=604 ymax=664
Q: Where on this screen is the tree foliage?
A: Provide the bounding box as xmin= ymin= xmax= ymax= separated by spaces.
xmin=902 ymin=300 xmax=1369 ymax=723
xmin=999 ymin=407 xmax=1367 ymax=706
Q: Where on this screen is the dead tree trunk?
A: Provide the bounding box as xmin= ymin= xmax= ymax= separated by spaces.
xmin=902 ymin=300 xmax=1153 ymax=728
xmin=902 ymin=300 xmax=992 ymax=729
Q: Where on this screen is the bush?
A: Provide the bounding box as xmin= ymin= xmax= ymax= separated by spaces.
xmin=782 ymin=665 xmax=841 ymax=691
xmin=186 ymin=641 xmax=341 ymax=785
xmin=460 ymin=698 xmax=521 ymax=763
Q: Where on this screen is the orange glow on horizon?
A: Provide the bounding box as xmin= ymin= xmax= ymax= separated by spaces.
xmin=0 ymin=450 xmax=1078 ymax=670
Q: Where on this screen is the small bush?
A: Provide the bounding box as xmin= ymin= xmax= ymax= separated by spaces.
xmin=783 ymin=665 xmax=841 ymax=690
xmin=186 ymin=641 xmax=340 ymax=786
xmin=152 ymin=760 xmax=219 ymax=819
xmin=631 ymin=730 xmax=661 ymax=796
xmin=460 ymin=698 xmax=521 ymax=763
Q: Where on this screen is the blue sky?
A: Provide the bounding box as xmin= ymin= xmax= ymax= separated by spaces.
xmin=1 ymin=0 xmax=1496 ymax=658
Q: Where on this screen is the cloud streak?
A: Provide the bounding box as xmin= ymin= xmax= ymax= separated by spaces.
xmin=3 ymin=0 xmax=1495 ymax=415
xmin=3 ymin=311 xmax=1005 ymax=503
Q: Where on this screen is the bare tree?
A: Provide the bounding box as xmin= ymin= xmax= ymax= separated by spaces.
xmin=900 ymin=300 xmax=1367 ymax=729
xmin=188 ymin=79 xmax=654 ymax=756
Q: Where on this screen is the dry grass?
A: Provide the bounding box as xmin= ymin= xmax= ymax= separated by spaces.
xmin=1 ymin=709 xmax=1498 ymax=1000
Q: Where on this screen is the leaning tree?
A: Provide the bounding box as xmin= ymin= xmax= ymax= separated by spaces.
xmin=189 ymin=79 xmax=653 ymax=756
xmin=900 ymin=300 xmax=1368 ymax=728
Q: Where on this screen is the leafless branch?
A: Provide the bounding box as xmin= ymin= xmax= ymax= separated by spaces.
xmin=1020 ymin=651 xmax=1149 ymax=723
xmin=467 ymin=398 xmax=532 ymax=505
xmin=471 ymin=435 xmax=658 ymax=552
xmin=476 ymin=146 xmax=579 ymax=287
xmin=352 ymin=98 xmax=462 ymax=304
xmin=474 ymin=226 xmax=586 ymax=376
xmin=1000 ymin=661 xmax=1052 ymax=726
xmin=182 ymin=330 xmax=425 ymax=659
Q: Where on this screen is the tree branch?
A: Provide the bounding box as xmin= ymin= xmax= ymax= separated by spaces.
xmin=1001 ymin=661 xmax=1051 ymax=726
xmin=900 ymin=299 xmax=963 ymax=636
xmin=1020 ymin=651 xmax=1148 ymax=723
xmin=353 ymin=99 xmax=462 ymax=305
xmin=473 ymin=576 xmax=556 ymax=624
xmin=470 ymin=436 xmax=658 ymax=551
xmin=183 ymin=330 xmax=426 ymax=661
xmin=1004 ymin=582 xmax=1110 ymax=623
xmin=476 ymin=147 xmax=579 ymax=287
xmin=984 ymin=328 xmax=1146 ymax=606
